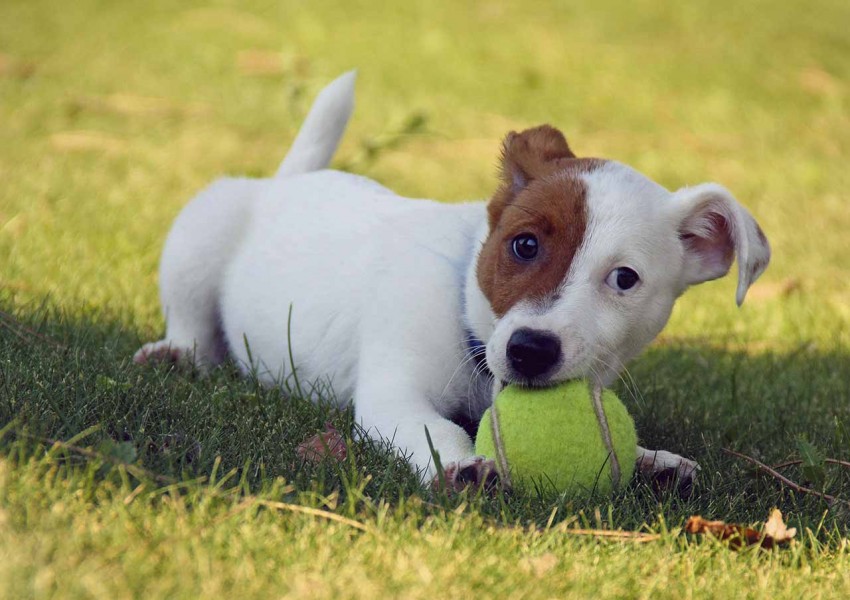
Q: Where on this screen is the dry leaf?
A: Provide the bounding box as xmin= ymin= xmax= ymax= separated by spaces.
xmin=296 ymin=423 xmax=348 ymax=464
xmin=762 ymin=508 xmax=797 ymax=543
xmin=685 ymin=508 xmax=796 ymax=549
xmin=685 ymin=516 xmax=762 ymax=548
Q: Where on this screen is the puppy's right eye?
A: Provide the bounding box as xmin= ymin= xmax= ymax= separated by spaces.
xmin=511 ymin=234 xmax=539 ymax=261
xmin=605 ymin=267 xmax=640 ymax=292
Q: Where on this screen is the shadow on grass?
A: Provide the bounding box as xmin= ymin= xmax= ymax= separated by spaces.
xmin=2 ymin=298 xmax=849 ymax=535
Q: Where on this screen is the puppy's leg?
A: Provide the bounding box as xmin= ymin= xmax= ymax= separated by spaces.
xmin=355 ymin=364 xmax=498 ymax=491
xmin=135 ymin=178 xmax=258 ymax=368
xmin=434 ymin=379 xmax=506 ymax=491
xmin=636 ymin=446 xmax=699 ymax=496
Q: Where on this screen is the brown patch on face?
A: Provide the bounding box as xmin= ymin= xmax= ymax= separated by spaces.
xmin=476 ymin=126 xmax=605 ymax=316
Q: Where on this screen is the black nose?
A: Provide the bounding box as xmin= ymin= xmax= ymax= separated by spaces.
xmin=506 ymin=328 xmax=562 ymax=379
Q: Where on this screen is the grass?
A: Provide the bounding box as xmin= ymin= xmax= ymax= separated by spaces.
xmin=1 ymin=0 xmax=850 ymax=597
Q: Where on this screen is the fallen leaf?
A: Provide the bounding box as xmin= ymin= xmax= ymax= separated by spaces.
xmin=762 ymin=508 xmax=797 ymax=544
xmin=296 ymin=423 xmax=348 ymax=464
xmin=685 ymin=508 xmax=796 ymax=549
xmin=685 ymin=516 xmax=762 ymax=548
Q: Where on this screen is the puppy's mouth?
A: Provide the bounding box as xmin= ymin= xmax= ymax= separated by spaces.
xmin=500 ymin=358 xmax=585 ymax=388
xmin=500 ymin=372 xmax=564 ymax=389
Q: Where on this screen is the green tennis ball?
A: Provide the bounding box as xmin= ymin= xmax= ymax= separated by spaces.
xmin=475 ymin=380 xmax=637 ymax=494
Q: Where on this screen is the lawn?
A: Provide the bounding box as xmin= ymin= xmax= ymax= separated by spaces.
xmin=2 ymin=0 xmax=850 ymax=597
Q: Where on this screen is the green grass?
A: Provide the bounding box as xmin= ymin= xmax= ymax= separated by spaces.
xmin=2 ymin=0 xmax=850 ymax=597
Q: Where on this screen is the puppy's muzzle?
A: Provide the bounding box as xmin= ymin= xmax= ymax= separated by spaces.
xmin=506 ymin=328 xmax=562 ymax=380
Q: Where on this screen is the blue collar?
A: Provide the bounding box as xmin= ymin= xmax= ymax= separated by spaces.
xmin=465 ymin=331 xmax=487 ymax=364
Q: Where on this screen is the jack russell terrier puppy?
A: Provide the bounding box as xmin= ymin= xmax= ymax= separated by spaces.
xmin=135 ymin=72 xmax=770 ymax=491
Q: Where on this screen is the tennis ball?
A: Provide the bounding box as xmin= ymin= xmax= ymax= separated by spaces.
xmin=475 ymin=380 xmax=636 ymax=494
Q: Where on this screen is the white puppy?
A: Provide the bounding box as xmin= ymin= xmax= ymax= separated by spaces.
xmin=136 ymin=72 xmax=770 ymax=490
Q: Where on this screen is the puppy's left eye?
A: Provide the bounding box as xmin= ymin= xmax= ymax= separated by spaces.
xmin=606 ymin=267 xmax=640 ymax=291
xmin=511 ymin=234 xmax=539 ymax=261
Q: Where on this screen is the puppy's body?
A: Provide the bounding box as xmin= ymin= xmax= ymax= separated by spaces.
xmin=138 ymin=72 xmax=770 ymax=486
xmin=226 ymin=172 xmax=493 ymax=423
xmin=151 ymin=168 xmax=496 ymax=470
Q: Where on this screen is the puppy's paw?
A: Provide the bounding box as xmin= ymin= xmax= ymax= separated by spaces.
xmin=636 ymin=448 xmax=700 ymax=498
xmin=433 ymin=456 xmax=503 ymax=494
xmin=133 ymin=340 xmax=193 ymax=366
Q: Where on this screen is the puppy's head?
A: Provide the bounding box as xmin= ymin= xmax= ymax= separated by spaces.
xmin=476 ymin=126 xmax=770 ymax=386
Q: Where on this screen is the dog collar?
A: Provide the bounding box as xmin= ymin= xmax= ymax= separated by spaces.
xmin=465 ymin=331 xmax=489 ymax=375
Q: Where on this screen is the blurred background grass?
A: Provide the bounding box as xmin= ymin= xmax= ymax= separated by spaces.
xmin=1 ymin=0 xmax=848 ymax=351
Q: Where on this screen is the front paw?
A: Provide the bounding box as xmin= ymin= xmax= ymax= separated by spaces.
xmin=432 ymin=456 xmax=503 ymax=494
xmin=636 ymin=448 xmax=700 ymax=498
xmin=133 ymin=340 xmax=192 ymax=366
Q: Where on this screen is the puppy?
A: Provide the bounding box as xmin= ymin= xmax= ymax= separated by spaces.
xmin=136 ymin=72 xmax=770 ymax=490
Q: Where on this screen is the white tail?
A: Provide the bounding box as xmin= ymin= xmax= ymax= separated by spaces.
xmin=275 ymin=70 xmax=357 ymax=178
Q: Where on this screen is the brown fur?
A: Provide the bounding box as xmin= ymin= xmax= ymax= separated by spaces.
xmin=487 ymin=125 xmax=576 ymax=228
xmin=477 ymin=126 xmax=604 ymax=317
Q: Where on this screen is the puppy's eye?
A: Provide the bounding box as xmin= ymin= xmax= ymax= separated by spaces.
xmin=606 ymin=267 xmax=640 ymax=291
xmin=511 ymin=234 xmax=539 ymax=261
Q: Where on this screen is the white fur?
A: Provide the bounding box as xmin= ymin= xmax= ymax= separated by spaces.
xmin=136 ymin=73 xmax=770 ymax=483
xmin=276 ymin=71 xmax=357 ymax=178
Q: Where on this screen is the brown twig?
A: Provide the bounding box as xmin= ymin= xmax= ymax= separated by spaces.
xmin=772 ymin=458 xmax=850 ymax=470
xmin=416 ymin=500 xmax=662 ymax=543
xmin=252 ymin=499 xmax=373 ymax=532
xmin=722 ymin=448 xmax=850 ymax=508
xmin=558 ymin=528 xmax=661 ymax=543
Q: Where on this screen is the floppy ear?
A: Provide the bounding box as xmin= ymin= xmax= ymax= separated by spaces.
xmin=489 ymin=125 xmax=575 ymax=227
xmin=674 ymin=183 xmax=770 ymax=306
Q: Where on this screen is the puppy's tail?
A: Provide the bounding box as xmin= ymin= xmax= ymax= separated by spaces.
xmin=275 ymin=70 xmax=356 ymax=178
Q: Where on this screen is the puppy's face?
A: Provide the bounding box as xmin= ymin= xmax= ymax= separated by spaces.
xmin=476 ymin=126 xmax=770 ymax=386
